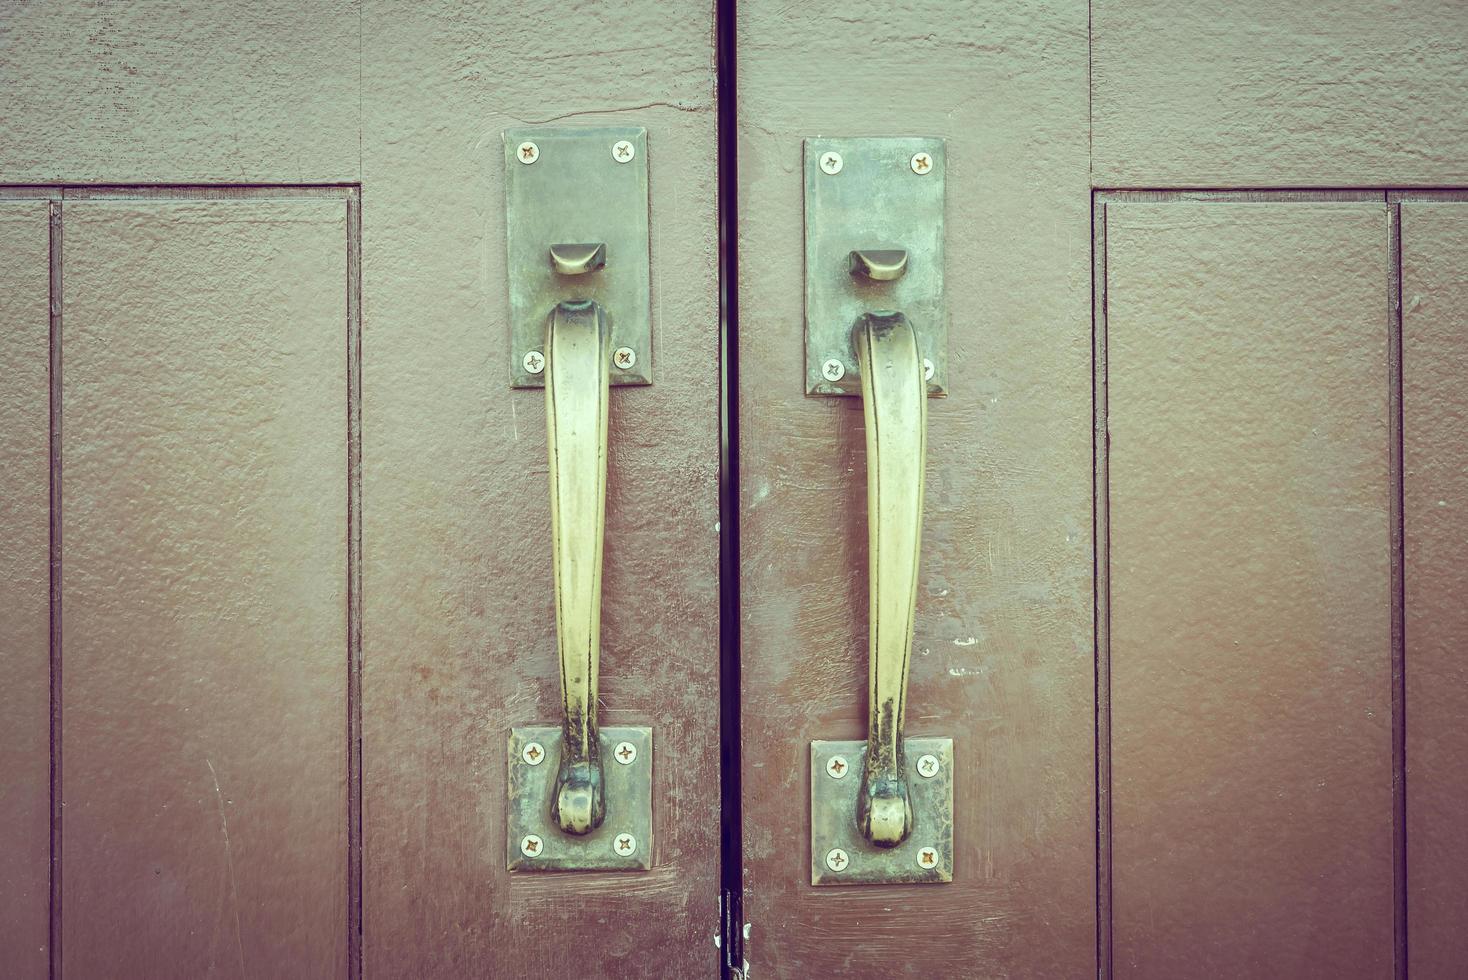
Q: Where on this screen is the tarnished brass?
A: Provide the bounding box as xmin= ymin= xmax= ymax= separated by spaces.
xmin=505 ymin=146 xmax=652 ymax=869
xmin=505 ymin=126 xmax=651 ymax=387
xmin=803 ymin=137 xmax=946 ymax=395
xmin=544 ymin=299 xmax=611 ymax=836
xmin=853 ymin=312 xmax=926 ymax=848
xmin=810 ymin=738 xmax=953 ymax=885
xmin=807 ymin=312 xmax=951 ymax=883
xmin=849 ymin=248 xmax=908 ymax=282
xmin=549 ymin=242 xmax=607 ymax=276
xmin=508 ymin=726 xmax=653 ymax=872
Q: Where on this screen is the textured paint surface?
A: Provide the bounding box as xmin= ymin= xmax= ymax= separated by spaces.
xmin=1106 ymin=202 xmax=1393 ymax=978
xmin=357 ymin=1 xmax=721 ymax=975
xmin=0 ymin=1 xmax=359 ymax=183
xmin=1092 ymin=0 xmax=1468 ymax=187
xmin=736 ymin=1 xmax=1096 ymax=975
xmin=0 ymin=202 xmax=50 ymax=975
xmin=60 ymin=201 xmax=349 ymax=977
xmin=1401 ymin=200 xmax=1468 ymax=976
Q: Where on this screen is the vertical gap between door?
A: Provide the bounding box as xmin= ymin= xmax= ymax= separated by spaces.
xmin=1090 ymin=194 xmax=1113 ymax=980
xmin=48 ymin=196 xmax=64 ymax=980
xmin=346 ymin=188 xmax=364 ymax=980
xmin=714 ymin=0 xmax=745 ymax=973
xmin=1387 ymin=196 xmax=1407 ymax=980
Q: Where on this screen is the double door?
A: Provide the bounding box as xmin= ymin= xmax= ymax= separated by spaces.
xmin=1 ymin=1 xmax=1465 ymax=977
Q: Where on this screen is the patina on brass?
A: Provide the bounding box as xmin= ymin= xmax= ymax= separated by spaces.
xmin=810 ymin=737 xmax=953 ymax=885
xmin=803 ymin=137 xmax=945 ymax=396
xmin=549 ymin=242 xmax=607 ymax=276
xmin=508 ymin=726 xmax=653 ymax=872
xmin=544 ymin=299 xmax=612 ymax=836
xmin=806 ymin=312 xmax=952 ymax=883
xmin=505 ymin=126 xmax=651 ymax=387
xmin=853 ymin=312 xmax=927 ymax=848
xmin=848 ymin=248 xmax=908 ymax=282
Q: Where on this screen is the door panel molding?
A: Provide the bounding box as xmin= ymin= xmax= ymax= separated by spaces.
xmin=1093 ymin=187 xmax=1468 ymax=979
xmin=0 ymin=183 xmax=362 ymax=978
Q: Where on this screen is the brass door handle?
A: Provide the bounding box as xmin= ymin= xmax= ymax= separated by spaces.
xmin=852 ymin=310 xmax=927 ymax=848
xmin=544 ymin=298 xmax=612 ymax=835
xmin=848 ymin=248 xmax=909 ymax=282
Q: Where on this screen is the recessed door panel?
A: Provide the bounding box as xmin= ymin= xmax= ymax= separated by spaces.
xmin=1104 ymin=201 xmax=1393 ymax=978
xmin=0 ymin=200 xmax=52 ymax=977
xmin=59 ymin=200 xmax=350 ymax=978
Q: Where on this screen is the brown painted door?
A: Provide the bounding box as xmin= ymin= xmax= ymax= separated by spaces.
xmin=3 ymin=3 xmax=1467 ymax=979
xmin=736 ymin=2 xmax=1468 ymax=978
xmin=0 ymin=2 xmax=719 ymax=977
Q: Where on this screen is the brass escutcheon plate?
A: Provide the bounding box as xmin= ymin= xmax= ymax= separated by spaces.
xmin=803 ymin=136 xmax=947 ymax=397
xmin=507 ymin=726 xmax=653 ymax=872
xmin=504 ymin=126 xmax=652 ymax=388
xmin=809 ymin=737 xmax=954 ymax=885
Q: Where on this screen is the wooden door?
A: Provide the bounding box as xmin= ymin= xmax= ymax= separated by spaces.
xmin=2 ymin=2 xmax=1467 ymax=979
xmin=0 ymin=2 xmax=720 ymax=977
xmin=735 ymin=1 xmax=1468 ymax=978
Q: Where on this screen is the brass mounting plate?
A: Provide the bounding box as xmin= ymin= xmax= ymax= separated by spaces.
xmin=803 ymin=137 xmax=947 ymax=396
xmin=810 ymin=737 xmax=954 ymax=885
xmin=507 ymin=726 xmax=653 ymax=872
xmin=504 ymin=126 xmax=652 ymax=388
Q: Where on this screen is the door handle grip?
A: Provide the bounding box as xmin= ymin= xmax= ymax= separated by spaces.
xmin=853 ymin=311 xmax=927 ymax=848
xmin=544 ymin=299 xmax=612 ymax=836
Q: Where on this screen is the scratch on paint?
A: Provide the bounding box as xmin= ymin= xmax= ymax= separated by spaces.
xmin=953 ymin=637 xmax=977 ymax=647
xmin=207 ymin=759 xmax=247 ymax=978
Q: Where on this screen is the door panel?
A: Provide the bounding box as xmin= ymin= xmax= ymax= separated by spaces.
xmin=1103 ymin=200 xmax=1393 ymax=977
xmin=59 ymin=199 xmax=350 ymax=978
xmin=735 ymin=1 xmax=1096 ymax=975
xmin=0 ymin=1 xmax=360 ymax=183
xmin=0 ymin=200 xmax=52 ymax=978
xmin=357 ymin=2 xmax=721 ymax=974
xmin=1401 ymin=199 xmax=1468 ymax=976
xmin=1092 ymin=0 xmax=1468 ymax=186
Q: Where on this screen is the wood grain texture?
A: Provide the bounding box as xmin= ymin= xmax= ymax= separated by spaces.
xmin=1401 ymin=201 xmax=1468 ymax=977
xmin=1105 ymin=202 xmax=1393 ymax=978
xmin=0 ymin=201 xmax=51 ymax=977
xmin=736 ymin=1 xmax=1096 ymax=975
xmin=60 ymin=201 xmax=349 ymax=977
xmin=0 ymin=0 xmax=359 ymax=183
xmin=1092 ymin=0 xmax=1468 ymax=187
xmin=357 ymin=1 xmax=721 ymax=975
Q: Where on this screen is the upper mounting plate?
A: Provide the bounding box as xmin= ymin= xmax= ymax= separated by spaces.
xmin=504 ymin=126 xmax=652 ymax=388
xmin=803 ymin=137 xmax=947 ymax=396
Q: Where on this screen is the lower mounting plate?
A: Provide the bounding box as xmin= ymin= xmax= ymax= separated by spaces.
xmin=507 ymin=726 xmax=652 ymax=872
xmin=810 ymin=737 xmax=954 ymax=885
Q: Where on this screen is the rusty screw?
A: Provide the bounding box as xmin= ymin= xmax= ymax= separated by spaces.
xmin=825 ymin=755 xmax=849 ymax=779
xmin=819 ymin=151 xmax=844 ymax=175
xmin=613 ymin=740 xmax=638 ymax=765
xmin=825 ymin=848 xmax=850 ymax=873
xmin=910 ymin=151 xmax=933 ymax=175
xmin=613 ymin=346 xmax=637 ymax=370
xmin=612 ymin=140 xmax=636 ymax=163
xmin=521 ymin=741 xmax=546 ymax=766
xmin=613 ymin=834 xmax=638 ymax=857
xmin=821 ymin=358 xmax=846 ymax=382
xmin=522 ymin=350 xmax=545 ymax=375
xmin=520 ymin=834 xmax=544 ymax=858
xmin=916 ymin=753 xmax=940 ymax=778
xmin=916 ymin=846 xmax=939 ymax=870
xmin=516 ymin=141 xmax=539 ymax=165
